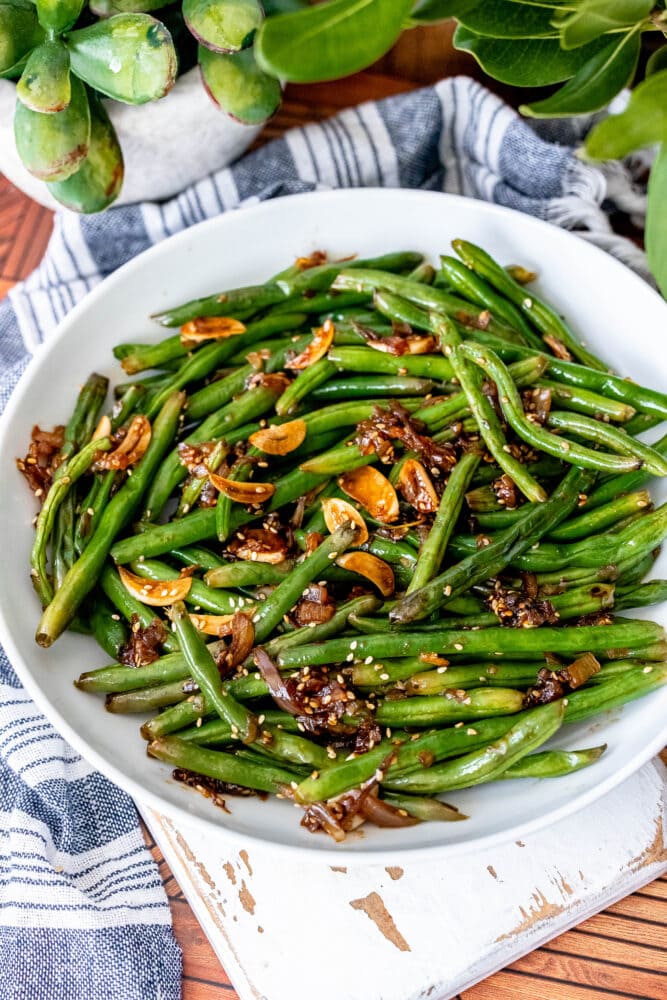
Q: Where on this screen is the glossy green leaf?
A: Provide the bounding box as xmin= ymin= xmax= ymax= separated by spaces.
xmin=48 ymin=91 xmax=124 ymax=213
xmin=255 ymin=0 xmax=413 ymax=84
xmin=521 ymin=29 xmax=640 ymax=118
xmin=17 ymin=40 xmax=71 ymax=114
xmin=646 ymin=144 xmax=667 ymax=299
xmin=453 ymin=25 xmax=606 ymax=86
xmin=199 ymin=44 xmax=281 ymax=124
xmin=409 ymin=0 xmax=475 ymax=22
xmin=646 ymin=45 xmax=667 ymax=78
xmin=65 ymin=14 xmax=177 ymax=105
xmin=263 ymin=0 xmax=309 ymax=12
xmin=456 ymin=1 xmax=559 ymax=39
xmin=585 ymin=69 xmax=667 ymax=159
xmin=14 ymin=73 xmax=90 ymax=181
xmin=36 ymin=0 xmax=85 ymax=33
xmin=0 ymin=1 xmax=45 ymax=74
xmin=554 ymin=0 xmax=652 ymax=50
xmin=90 ymin=0 xmax=168 ymax=14
xmin=184 ymin=0 xmax=263 ymax=53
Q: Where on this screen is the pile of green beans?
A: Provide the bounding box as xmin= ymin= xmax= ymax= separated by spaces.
xmin=22 ymin=239 xmax=667 ymax=841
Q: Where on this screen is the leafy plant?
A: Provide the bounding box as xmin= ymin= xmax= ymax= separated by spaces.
xmin=0 ymin=0 xmax=419 ymax=212
xmin=435 ymin=0 xmax=667 ymax=296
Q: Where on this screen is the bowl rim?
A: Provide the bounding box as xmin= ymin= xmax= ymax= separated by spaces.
xmin=1 ymin=186 xmax=666 ymax=862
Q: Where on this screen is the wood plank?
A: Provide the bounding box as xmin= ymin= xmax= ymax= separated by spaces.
xmin=544 ymin=928 xmax=667 ymax=973
xmin=465 ymin=969 xmax=647 ymax=1000
xmin=576 ymin=911 xmax=667 ymax=950
xmin=509 ymin=947 xmax=666 ymax=997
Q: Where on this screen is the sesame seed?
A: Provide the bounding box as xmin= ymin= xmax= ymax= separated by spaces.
xmin=111 ymin=613 xmax=120 ymax=621
xmin=379 ymin=673 xmax=390 ymax=681
xmin=466 ymin=728 xmax=477 ymax=736
xmin=364 ymin=656 xmax=373 ymax=664
xmin=454 ymin=721 xmax=464 ymax=729
xmin=643 ymin=665 xmax=653 ymax=674
xmin=454 ymin=643 xmax=463 ymax=651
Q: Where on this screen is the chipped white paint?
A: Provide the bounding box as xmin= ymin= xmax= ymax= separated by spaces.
xmin=144 ymin=758 xmax=667 ymax=1000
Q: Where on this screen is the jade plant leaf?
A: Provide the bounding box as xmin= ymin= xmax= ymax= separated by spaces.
xmin=453 ymin=25 xmax=606 ymax=87
xmin=455 ymin=1 xmax=560 ymax=39
xmin=48 ymin=91 xmax=124 ymax=212
xmin=36 ymin=0 xmax=85 ymax=33
xmin=199 ymin=43 xmax=281 ymax=124
xmin=65 ymin=14 xmax=177 ymax=104
xmin=585 ymin=69 xmax=667 ymax=159
xmin=90 ymin=0 xmax=169 ymax=14
xmin=255 ymin=0 xmax=414 ymax=84
xmin=184 ymin=0 xmax=263 ymax=53
xmin=554 ymin=0 xmax=652 ymax=50
xmin=646 ymin=144 xmax=667 ymax=299
xmin=0 ymin=1 xmax=45 ymax=75
xmin=521 ymin=29 xmax=640 ymax=118
xmin=14 ymin=73 xmax=90 ymax=181
xmin=17 ymin=40 xmax=71 ymax=114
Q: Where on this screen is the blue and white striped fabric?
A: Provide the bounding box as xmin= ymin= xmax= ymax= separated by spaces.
xmin=0 ymin=76 xmax=648 ymax=999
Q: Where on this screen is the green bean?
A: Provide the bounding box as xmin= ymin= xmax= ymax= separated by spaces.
xmin=274 ymin=290 xmax=371 ymax=316
xmin=53 ymin=494 xmax=76 ymax=591
xmin=111 ymin=384 xmax=147 ymax=431
xmin=152 ymin=282 xmax=289 ymax=328
xmin=383 ymin=701 xmax=565 ymax=793
xmin=275 ymin=252 xmax=423 ymax=296
xmin=311 ymin=375 xmax=438 ymax=401
xmin=89 ymin=595 xmax=128 ymax=660
xmin=403 ymin=662 xmax=545 ymax=696
xmin=36 ymin=392 xmax=185 ymax=647
xmin=276 ymin=619 xmax=665 ymax=669
xmin=275 ymin=359 xmax=337 ymax=415
xmin=452 ymin=347 xmax=546 ymax=502
xmin=548 ymin=491 xmax=652 ymax=542
xmin=538 ymin=380 xmax=635 ymax=423
xmin=205 ymin=560 xmax=293 ymax=589
xmin=171 ymin=546 xmax=224 ymax=571
xmin=252 ymin=521 xmax=359 ymax=643
xmin=60 ymin=373 xmax=110 ymax=459
xmin=171 ymin=601 xmax=256 ymax=742
xmin=299 ymin=438 xmax=376 ymax=476
xmin=147 ymin=736 xmax=297 ymax=792
xmin=585 ymin=432 xmax=667 ymax=509
xmin=381 ymin=795 xmax=467 ymax=823
xmin=129 ymin=559 xmax=242 ymax=615
xmin=546 ymin=411 xmax=667 ymax=477
xmin=178 ymin=711 xmax=300 ymax=743
xmin=564 ymin=664 xmax=667 ymax=723
xmin=74 ymin=471 xmax=116 ymax=555
xmin=439 ymin=254 xmax=542 ymax=348
xmin=499 ymin=745 xmax=607 ymax=779
xmin=392 ymin=466 xmax=593 ymax=623
xmin=615 ymin=580 xmax=667 ymax=611
xmin=31 ymin=435 xmax=112 ymax=607
xmin=460 ymin=344 xmax=641 ymax=474
xmin=384 ymin=717 xmax=520 ymax=777
xmin=115 ymin=335 xmax=187 ymax=375
xmin=327 ymin=345 xmax=453 ymax=380
xmin=451 ymin=240 xmax=607 ymax=371
xmin=107 ymin=678 xmax=195 ymax=713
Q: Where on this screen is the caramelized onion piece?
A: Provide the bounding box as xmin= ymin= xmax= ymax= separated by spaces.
xmin=321 ymin=497 xmax=369 ymax=545
xmin=366 ymin=333 xmax=436 ymax=356
xmin=95 ymin=415 xmax=151 ymax=471
xmin=227 ymin=527 xmax=289 ymax=564
xmin=285 ymin=319 xmax=334 ymax=370
xmin=295 ymin=250 xmax=327 ymax=270
xmin=118 ymin=566 xmax=192 ymax=606
xmin=189 ymin=613 xmax=235 ymax=637
xmin=209 ymin=472 xmax=275 ymax=505
xmin=339 ymin=466 xmax=399 ymax=523
xmin=180 ymin=316 xmax=246 ymax=348
xmin=397 ymin=458 xmax=439 ymax=513
xmin=359 ymin=795 xmax=420 ymax=828
xmin=254 ymin=648 xmax=298 ymax=715
xmin=335 ymin=551 xmax=395 ymax=597
xmin=249 ymin=419 xmax=307 ymax=456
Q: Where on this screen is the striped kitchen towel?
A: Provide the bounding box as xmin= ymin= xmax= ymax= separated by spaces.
xmin=0 ymin=76 xmax=650 ymax=1000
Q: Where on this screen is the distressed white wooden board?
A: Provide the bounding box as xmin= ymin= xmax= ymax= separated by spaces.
xmin=143 ymin=757 xmax=667 ymax=1000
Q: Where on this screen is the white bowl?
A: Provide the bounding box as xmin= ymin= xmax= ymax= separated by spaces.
xmin=0 ymin=67 xmax=261 ymax=209
xmin=1 ymin=188 xmax=666 ymax=861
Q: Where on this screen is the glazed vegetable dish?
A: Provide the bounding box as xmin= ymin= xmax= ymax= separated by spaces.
xmin=19 ymin=241 xmax=667 ymax=841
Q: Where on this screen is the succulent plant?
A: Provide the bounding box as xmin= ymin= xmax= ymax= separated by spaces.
xmin=1 ymin=0 xmax=419 ymax=212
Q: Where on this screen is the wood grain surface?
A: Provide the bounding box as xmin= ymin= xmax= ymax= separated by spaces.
xmin=1 ymin=23 xmax=665 ymax=1000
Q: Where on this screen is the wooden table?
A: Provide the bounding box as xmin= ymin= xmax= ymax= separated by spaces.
xmin=1 ymin=25 xmax=665 ymax=1000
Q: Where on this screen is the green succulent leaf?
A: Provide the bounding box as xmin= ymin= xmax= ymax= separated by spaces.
xmin=521 ymin=28 xmax=640 ymax=118
xmin=554 ymin=0 xmax=652 ymax=50
xmin=453 ymin=25 xmax=606 ymax=86
xmin=646 ymin=144 xmax=667 ymax=299
xmin=199 ymin=44 xmax=281 ymax=124
xmin=17 ymin=40 xmax=71 ymax=114
xmin=48 ymin=90 xmax=124 ymax=213
xmin=263 ymin=0 xmax=309 ymax=12
xmin=36 ymin=0 xmax=85 ymax=34
xmin=14 ymin=73 xmax=90 ymax=182
xmin=184 ymin=0 xmax=263 ymax=53
xmin=0 ymin=1 xmax=45 ymax=75
xmin=255 ymin=0 xmax=413 ymax=84
xmin=455 ymin=1 xmax=560 ymax=39
xmin=585 ymin=69 xmax=667 ymax=159
xmin=65 ymin=14 xmax=177 ymax=105
xmin=646 ymin=45 xmax=667 ymax=78
xmin=89 ymin=0 xmax=169 ymax=14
